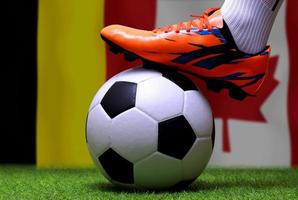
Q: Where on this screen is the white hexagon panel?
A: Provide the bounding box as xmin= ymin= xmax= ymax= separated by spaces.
xmin=86 ymin=105 xmax=112 ymax=156
xmin=183 ymin=90 xmax=213 ymax=138
xmin=113 ymin=67 xmax=162 ymax=84
xmin=110 ymin=108 xmax=158 ymax=163
xmin=134 ymin=152 xmax=182 ymax=189
xmin=136 ymin=76 xmax=184 ymax=121
xmin=181 ymin=138 xmax=213 ymax=181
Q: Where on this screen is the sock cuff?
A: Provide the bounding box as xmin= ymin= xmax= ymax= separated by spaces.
xmin=221 ymin=0 xmax=282 ymax=54
xmin=261 ymin=0 xmax=282 ymax=11
xmin=261 ymin=0 xmax=276 ymax=10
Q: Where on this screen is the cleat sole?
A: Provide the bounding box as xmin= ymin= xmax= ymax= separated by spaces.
xmin=229 ymin=88 xmax=249 ymax=101
xmin=205 ymin=79 xmax=224 ymax=93
xmin=124 ymin=52 xmax=137 ymax=62
xmin=101 ymin=35 xmax=251 ymax=101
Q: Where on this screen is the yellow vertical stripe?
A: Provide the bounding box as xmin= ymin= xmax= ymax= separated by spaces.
xmin=37 ymin=0 xmax=106 ymax=166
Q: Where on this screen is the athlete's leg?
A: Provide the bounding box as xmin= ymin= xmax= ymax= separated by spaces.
xmin=221 ymin=0 xmax=284 ymax=54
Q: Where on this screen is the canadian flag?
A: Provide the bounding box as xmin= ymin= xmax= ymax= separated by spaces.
xmin=104 ymin=0 xmax=298 ymax=167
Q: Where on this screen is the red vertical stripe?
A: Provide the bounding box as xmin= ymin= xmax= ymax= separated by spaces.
xmin=287 ymin=0 xmax=298 ymax=167
xmin=104 ymin=0 xmax=157 ymax=79
xmin=222 ymin=119 xmax=231 ymax=152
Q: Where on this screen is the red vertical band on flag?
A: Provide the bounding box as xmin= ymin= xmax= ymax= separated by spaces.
xmin=104 ymin=0 xmax=157 ymax=79
xmin=287 ymin=0 xmax=298 ymax=167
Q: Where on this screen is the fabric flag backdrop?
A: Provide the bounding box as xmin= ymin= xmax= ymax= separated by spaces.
xmin=33 ymin=0 xmax=297 ymax=167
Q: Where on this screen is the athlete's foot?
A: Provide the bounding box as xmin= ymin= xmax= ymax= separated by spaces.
xmin=100 ymin=7 xmax=271 ymax=101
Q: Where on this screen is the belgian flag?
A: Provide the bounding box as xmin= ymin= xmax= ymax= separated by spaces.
xmin=1 ymin=0 xmax=156 ymax=166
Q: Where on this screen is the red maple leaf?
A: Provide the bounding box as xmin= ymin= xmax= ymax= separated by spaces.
xmin=186 ymin=56 xmax=279 ymax=152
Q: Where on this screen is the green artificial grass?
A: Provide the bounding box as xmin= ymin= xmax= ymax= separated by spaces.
xmin=0 ymin=166 xmax=297 ymax=200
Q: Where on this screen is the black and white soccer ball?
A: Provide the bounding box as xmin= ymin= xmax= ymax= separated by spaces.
xmin=86 ymin=67 xmax=215 ymax=189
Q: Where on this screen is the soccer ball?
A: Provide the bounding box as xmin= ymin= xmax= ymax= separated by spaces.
xmin=86 ymin=67 xmax=215 ymax=189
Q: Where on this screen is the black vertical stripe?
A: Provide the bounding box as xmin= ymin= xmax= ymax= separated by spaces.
xmin=1 ymin=0 xmax=37 ymax=164
xmin=272 ymin=0 xmax=281 ymax=11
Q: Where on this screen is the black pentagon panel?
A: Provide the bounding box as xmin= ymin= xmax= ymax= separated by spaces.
xmin=160 ymin=68 xmax=198 ymax=91
xmin=101 ymin=81 xmax=137 ymax=118
xmin=98 ymin=148 xmax=134 ymax=184
xmin=211 ymin=120 xmax=215 ymax=149
xmin=158 ymin=116 xmax=196 ymax=159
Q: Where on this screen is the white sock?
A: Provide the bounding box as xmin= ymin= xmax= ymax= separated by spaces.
xmin=221 ymin=0 xmax=284 ymax=54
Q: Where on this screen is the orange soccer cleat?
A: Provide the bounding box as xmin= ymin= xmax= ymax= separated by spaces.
xmin=101 ymin=8 xmax=271 ymax=100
